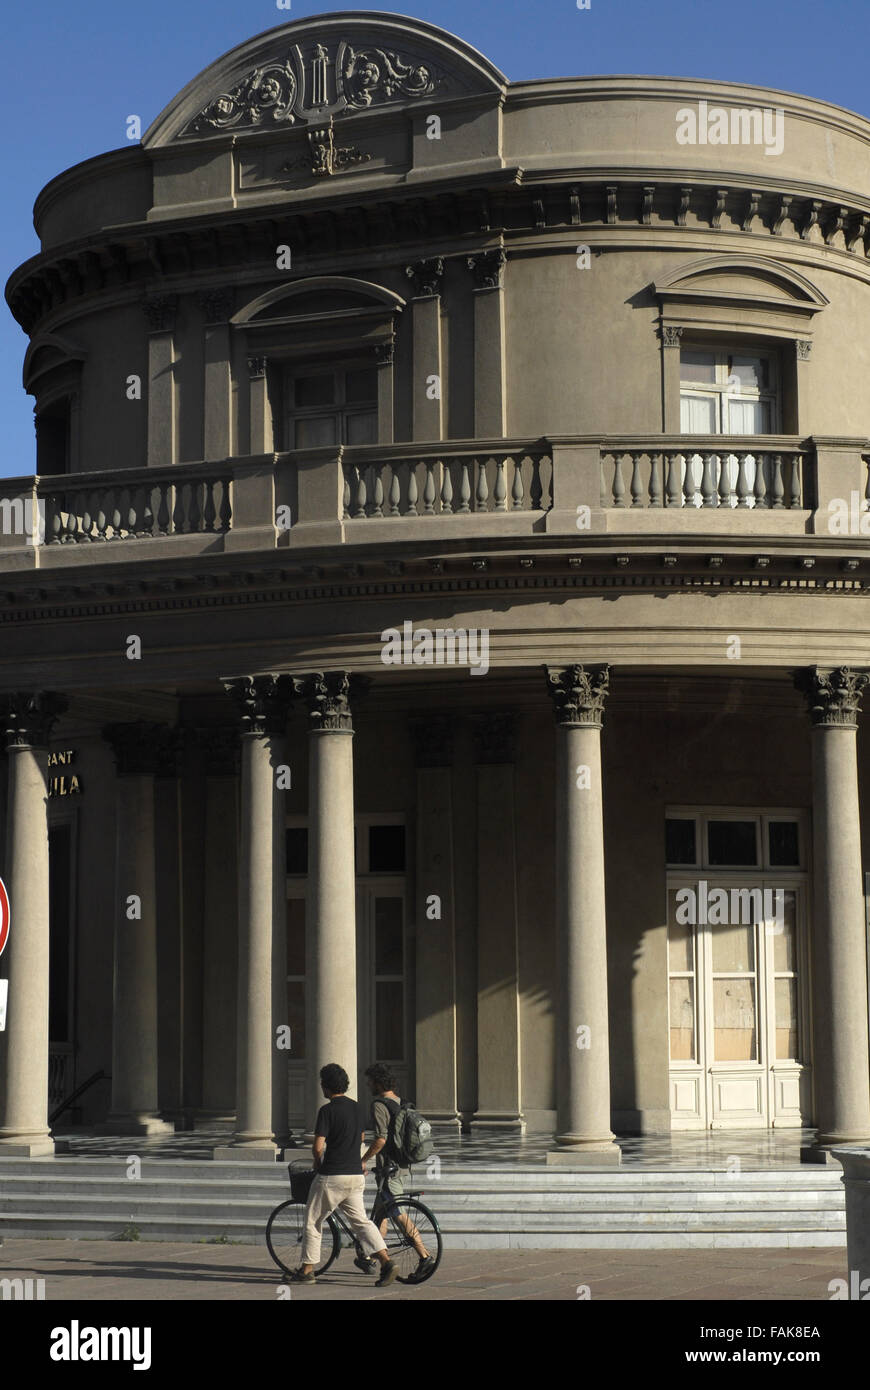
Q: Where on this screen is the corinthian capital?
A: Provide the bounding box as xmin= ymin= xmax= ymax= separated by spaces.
xmin=545 ymin=664 xmax=611 ymax=728
xmin=295 ymin=671 xmax=369 ymax=732
xmin=1 ymin=691 xmax=67 ymax=749
xmin=221 ymin=674 xmax=294 ymax=737
xmin=794 ymin=666 xmax=869 ymax=728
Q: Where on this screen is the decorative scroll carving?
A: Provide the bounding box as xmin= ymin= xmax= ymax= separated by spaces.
xmin=801 ymin=200 xmax=822 ymax=240
xmin=296 ymin=671 xmax=360 ymax=731
xmin=341 ymin=43 xmax=440 ymax=107
xmin=605 ymin=186 xmax=618 ymax=224
xmin=545 ymin=664 xmax=611 ymax=728
xmin=282 ymin=119 xmax=372 ymax=177
xmin=186 ymin=59 xmax=299 ymax=133
xmin=142 ymin=295 xmax=177 ymax=333
xmin=405 ymin=257 xmax=443 ymax=297
xmin=662 ymin=325 xmax=683 ymax=348
xmin=742 ymin=190 xmax=761 ymax=233
xmin=102 ymin=720 xmax=180 ymax=776
xmin=467 ymin=248 xmax=506 ymax=290
xmin=676 ymin=186 xmax=691 ymax=227
xmin=641 ymin=185 xmax=655 ymax=226
xmin=773 ymin=195 xmax=793 ymax=235
xmin=221 ymin=674 xmax=294 ymax=737
xmin=375 ymin=340 xmax=395 ymax=366
xmin=2 ymin=692 xmax=67 ymax=749
xmin=198 ymin=288 xmax=233 ymax=325
xmin=247 ymin=356 xmax=267 ymax=379
xmin=472 ymin=712 xmax=515 ymax=764
xmin=711 ymin=188 xmax=728 ymax=229
xmin=794 ymin=666 xmax=869 ymax=728
xmin=410 ymin=716 xmax=453 ymax=767
xmin=796 ymin=340 xmax=812 ymax=360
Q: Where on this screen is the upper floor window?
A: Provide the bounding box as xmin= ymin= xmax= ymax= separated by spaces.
xmin=679 ymin=348 xmax=778 ymax=435
xmin=286 ymin=363 xmax=378 ymax=448
xmin=36 ymin=396 xmax=72 ymax=475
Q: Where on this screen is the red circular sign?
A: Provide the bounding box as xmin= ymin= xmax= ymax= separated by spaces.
xmin=0 ymin=875 xmax=9 ymax=959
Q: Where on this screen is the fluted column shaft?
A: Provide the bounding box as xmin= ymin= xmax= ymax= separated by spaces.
xmin=198 ymin=728 xmax=239 ymax=1123
xmin=796 ymin=667 xmax=870 ymax=1155
xmin=0 ymin=692 xmax=66 ymax=1156
xmin=546 ymin=666 xmax=620 ymax=1165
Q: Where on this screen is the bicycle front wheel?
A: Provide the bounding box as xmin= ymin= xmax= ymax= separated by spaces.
xmin=382 ymin=1199 xmax=443 ymax=1284
xmin=266 ymin=1199 xmax=340 ymax=1278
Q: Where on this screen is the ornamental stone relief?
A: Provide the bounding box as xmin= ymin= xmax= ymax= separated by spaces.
xmin=183 ymin=39 xmax=446 ymax=137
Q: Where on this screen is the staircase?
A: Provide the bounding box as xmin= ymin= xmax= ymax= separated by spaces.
xmin=0 ymin=1158 xmax=845 ymax=1249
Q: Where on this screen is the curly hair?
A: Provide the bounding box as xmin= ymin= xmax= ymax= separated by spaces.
xmin=364 ymin=1062 xmax=397 ymax=1093
xmin=319 ymin=1062 xmax=349 ymax=1094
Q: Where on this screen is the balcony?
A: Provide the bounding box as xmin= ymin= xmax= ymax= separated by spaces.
xmin=0 ymin=436 xmax=865 ymax=569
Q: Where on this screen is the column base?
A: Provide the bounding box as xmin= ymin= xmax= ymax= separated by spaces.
xmin=428 ymin=1113 xmax=464 ymax=1133
xmin=470 ymin=1111 xmax=526 ymax=1133
xmin=802 ymin=1137 xmax=870 ymax=1165
xmin=547 ymin=1134 xmax=621 ymax=1167
xmin=0 ymin=1132 xmax=55 ymax=1157
xmin=92 ymin=1115 xmax=176 ymax=1137
xmin=192 ymin=1110 xmax=237 ymax=1133
xmin=214 ymin=1133 xmax=278 ymax=1161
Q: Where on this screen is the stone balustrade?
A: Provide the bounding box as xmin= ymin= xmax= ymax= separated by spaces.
xmin=600 ymin=438 xmax=809 ymax=510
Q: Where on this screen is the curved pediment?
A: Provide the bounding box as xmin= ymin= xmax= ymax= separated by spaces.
xmin=23 ymin=332 xmax=86 ymax=391
xmin=233 ymin=276 xmax=406 ymax=326
xmin=654 ymin=256 xmax=828 ymax=314
xmin=143 ymin=12 xmax=506 ymax=147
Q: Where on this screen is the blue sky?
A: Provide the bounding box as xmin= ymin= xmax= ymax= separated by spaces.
xmin=2 ymin=0 xmax=868 ymax=476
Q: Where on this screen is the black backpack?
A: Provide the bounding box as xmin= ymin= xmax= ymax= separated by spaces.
xmin=376 ymin=1095 xmax=435 ymax=1166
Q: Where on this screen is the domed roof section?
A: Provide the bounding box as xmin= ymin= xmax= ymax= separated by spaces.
xmin=143 ymin=10 xmax=507 ymax=146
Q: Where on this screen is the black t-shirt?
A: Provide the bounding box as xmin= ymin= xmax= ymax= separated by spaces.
xmin=315 ymin=1096 xmax=364 ymax=1176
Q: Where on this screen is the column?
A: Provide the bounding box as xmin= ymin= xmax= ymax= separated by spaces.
xmin=0 ymin=692 xmax=66 ymax=1156
xmin=142 ymin=296 xmax=177 ymax=468
xmin=299 ymin=672 xmax=359 ymax=1127
xmin=196 ymin=727 xmax=239 ymax=1128
xmin=545 ymin=665 xmax=620 ymax=1165
xmin=795 ymin=666 xmax=870 ymax=1159
xmin=411 ymin=717 xmax=460 ymax=1130
xmin=472 ymin=713 xmax=524 ymax=1130
xmin=215 ymin=675 xmax=292 ymax=1160
xmin=467 ymin=248 xmax=507 ymax=437
xmin=271 ymin=723 xmax=289 ymax=1147
xmin=405 ymin=259 xmax=444 ymax=441
xmin=99 ymin=720 xmax=176 ymax=1135
xmin=199 ymin=289 xmax=233 ymax=461
xmin=247 ymin=356 xmax=272 ymax=454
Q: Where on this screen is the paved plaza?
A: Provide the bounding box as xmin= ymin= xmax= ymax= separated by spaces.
xmin=0 ymin=1238 xmax=847 ymax=1301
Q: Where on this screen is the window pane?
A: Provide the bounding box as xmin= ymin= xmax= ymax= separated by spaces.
xmin=669 ymin=977 xmax=695 ymax=1060
xmin=286 ymin=981 xmax=305 ymax=1059
xmin=666 ymin=818 xmax=696 ymax=865
xmin=680 ymin=351 xmax=716 ymax=383
xmin=286 ymin=898 xmax=305 ymax=976
xmin=667 ymin=891 xmax=694 ymax=972
xmin=713 ymin=978 xmax=757 ymax=1061
xmin=729 ymin=355 xmax=768 ymax=390
xmin=727 ymin=397 xmax=768 ymax=435
xmin=772 ymin=891 xmax=796 ymax=973
xmin=711 ymin=919 xmax=754 ymax=973
xmin=376 ymin=981 xmax=404 ymax=1059
xmin=345 ymin=367 xmax=378 ymax=403
xmin=295 ymin=374 xmax=335 ymax=407
xmin=768 ymin=821 xmax=799 ymax=867
xmin=286 ymin=828 xmax=308 ymax=875
xmin=707 ymin=820 xmax=758 ymax=866
xmin=680 ymin=393 xmax=717 ymax=434
xmin=775 ymin=978 xmax=798 ymax=1059
xmin=374 ymin=897 xmax=403 ymax=975
xmin=295 ymin=415 xmax=338 ymax=448
xmin=369 ymin=824 xmax=405 ymax=873
xmin=346 ymin=410 xmax=378 ymax=445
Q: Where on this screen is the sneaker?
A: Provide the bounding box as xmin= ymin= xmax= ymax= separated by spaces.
xmin=353 ymin=1254 xmax=377 ymax=1274
xmin=375 ymin=1260 xmax=398 ymax=1287
xmin=289 ymin=1268 xmax=316 ymax=1284
xmin=409 ymin=1255 xmax=436 ymax=1283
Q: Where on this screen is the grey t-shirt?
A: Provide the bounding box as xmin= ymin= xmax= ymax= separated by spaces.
xmin=372 ymin=1096 xmax=409 ymax=1181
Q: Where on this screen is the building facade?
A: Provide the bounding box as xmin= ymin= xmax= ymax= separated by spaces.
xmin=2 ymin=12 xmax=870 ymax=1163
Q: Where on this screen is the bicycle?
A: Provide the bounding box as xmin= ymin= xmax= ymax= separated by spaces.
xmin=266 ymin=1160 xmax=443 ymax=1285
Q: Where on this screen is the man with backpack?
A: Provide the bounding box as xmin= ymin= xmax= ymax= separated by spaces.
xmin=362 ymin=1062 xmax=436 ymax=1283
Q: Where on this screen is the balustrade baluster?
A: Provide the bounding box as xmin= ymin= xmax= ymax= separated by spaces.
xmin=512 ymin=456 xmax=525 ymax=509
xmin=441 ymin=461 xmax=454 ymax=514
xmin=531 ymin=456 xmax=544 ymax=510
xmin=49 ymin=497 xmax=62 ymax=544
xmin=353 ymin=467 xmax=367 ymax=518
xmin=754 ymin=454 xmax=768 ymax=508
xmin=611 ymin=453 xmax=626 ymax=507
xmin=218 ymin=481 xmax=232 ymax=531
xmin=188 ymin=483 xmax=202 ymax=533
xmin=423 ymin=461 xmax=437 ymax=514
xmin=388 ymin=469 xmax=401 ymax=516
xmin=407 ymin=464 xmax=419 ymax=517
xmin=474 ymin=458 xmax=489 ymax=511
xmin=683 ymin=455 xmax=696 ymax=508
xmin=665 ymin=452 xmax=681 ymax=507
xmin=718 ymin=454 xmax=733 ymax=507
xmin=157 ymin=482 xmax=171 ymax=535
xmin=493 ymin=457 xmax=507 ymax=511
xmin=372 ymin=468 xmax=384 ymax=518
xmin=628 ymin=452 xmax=642 ymax=507
xmin=203 ymin=481 xmax=217 ymax=531
xmin=63 ymin=497 xmax=78 ymax=544
xmin=789 ymin=454 xmax=802 ymax=509
xmin=736 ymin=453 xmax=751 ymax=507
xmin=342 ymin=473 xmax=351 ymax=520
xmin=701 ymin=453 xmax=716 ymax=506
xmin=770 ymin=454 xmax=785 ymax=509
xmin=649 ymin=452 xmax=663 ymax=507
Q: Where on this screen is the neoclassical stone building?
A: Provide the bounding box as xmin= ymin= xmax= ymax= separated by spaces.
xmin=2 ymin=12 xmax=870 ymax=1164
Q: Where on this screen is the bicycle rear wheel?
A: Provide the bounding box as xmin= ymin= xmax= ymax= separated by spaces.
xmin=381 ymin=1199 xmax=442 ymax=1284
xmin=266 ymin=1199 xmax=340 ymax=1278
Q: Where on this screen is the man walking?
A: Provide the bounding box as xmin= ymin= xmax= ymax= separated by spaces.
xmin=291 ymin=1062 xmax=397 ymax=1286
xmin=362 ymin=1062 xmax=436 ymax=1282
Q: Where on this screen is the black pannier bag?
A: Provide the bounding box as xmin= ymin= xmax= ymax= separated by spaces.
xmin=289 ymin=1166 xmax=316 ymax=1203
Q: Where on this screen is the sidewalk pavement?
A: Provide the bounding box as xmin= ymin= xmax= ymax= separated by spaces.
xmin=0 ymin=1239 xmax=847 ymax=1301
